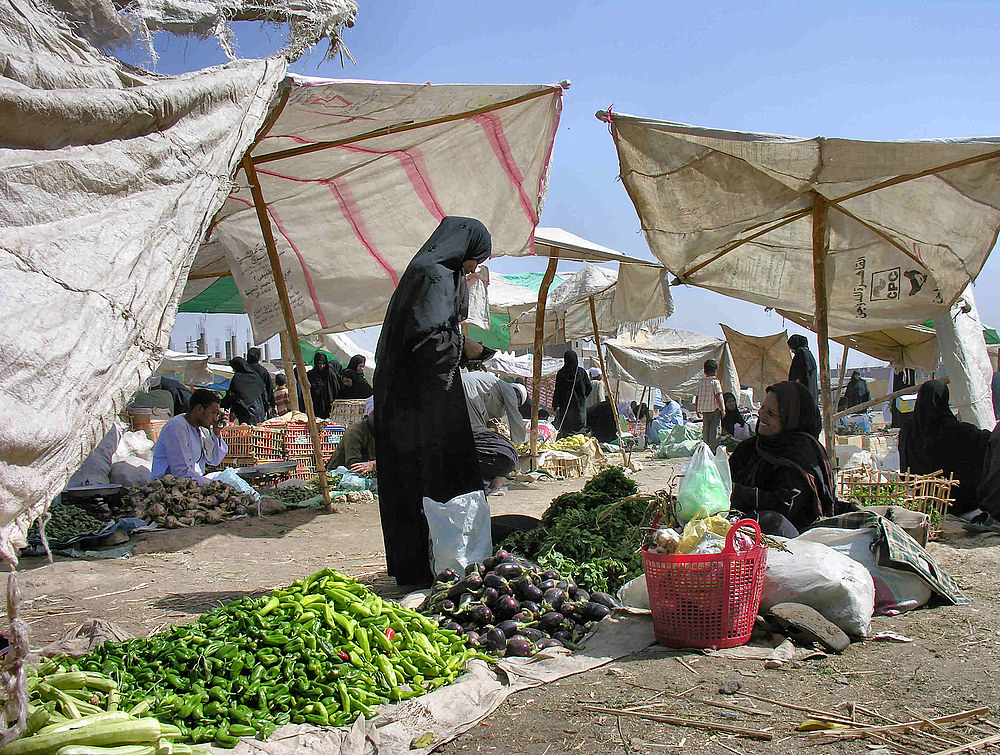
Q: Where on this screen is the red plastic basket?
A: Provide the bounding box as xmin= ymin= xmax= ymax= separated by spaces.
xmin=642 ymin=518 xmax=767 ymax=650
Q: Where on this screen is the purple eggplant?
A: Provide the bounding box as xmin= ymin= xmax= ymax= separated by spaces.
xmin=464 ymin=562 xmax=481 ymax=576
xmin=482 ymin=556 xmax=498 ymax=572
xmin=484 ymin=573 xmax=509 ymax=591
xmin=469 ymin=604 xmax=495 ymax=626
xmin=535 ymin=638 xmax=565 ymax=650
xmin=465 ymin=631 xmax=481 ymax=648
xmin=439 ymin=599 xmax=457 ymax=614
xmin=552 ymin=629 xmax=573 ymax=642
xmin=580 ymin=601 xmax=612 ymax=622
xmin=519 ymin=628 xmax=546 ymax=643
xmin=559 ymin=601 xmax=579 ymax=619
xmin=447 ymin=581 xmax=468 ymax=599
xmin=543 ymin=588 xmax=567 ymax=611
xmin=436 ymin=568 xmax=460 ymax=583
xmin=482 ymin=587 xmax=500 ymax=608
xmin=484 ymin=627 xmax=507 ymax=653
xmin=496 ymin=619 xmax=522 ymax=638
xmin=538 ymin=579 xmax=557 ymax=592
xmin=444 ymin=621 xmax=464 ymax=634
xmin=465 ymin=574 xmax=484 ymax=593
xmin=574 ymin=589 xmax=590 ymax=603
xmin=519 ymin=582 xmax=544 ymax=603
xmin=538 ymin=611 xmax=567 ymax=633
xmin=511 ymin=610 xmax=535 ymax=624
xmin=538 ymin=570 xmax=560 ymax=581
xmin=505 ymin=635 xmax=537 ymax=658
xmin=589 ymin=592 xmax=621 ymax=609
xmin=494 ymin=549 xmax=514 ymax=562
xmin=520 ymin=600 xmax=540 ymax=615
xmin=494 ymin=562 xmax=524 ymax=580
xmin=457 ymin=592 xmax=476 ymax=611
xmin=496 ymin=595 xmax=520 ymax=619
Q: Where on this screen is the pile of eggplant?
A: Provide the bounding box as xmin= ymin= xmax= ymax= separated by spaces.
xmin=420 ymin=549 xmax=621 ymax=658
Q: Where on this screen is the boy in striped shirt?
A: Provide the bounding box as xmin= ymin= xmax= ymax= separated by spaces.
xmin=694 ymin=359 xmax=725 ymax=452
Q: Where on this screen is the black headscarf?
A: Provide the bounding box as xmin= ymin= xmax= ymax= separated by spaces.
xmin=341 ymin=354 xmax=373 ymax=399
xmin=899 ymin=380 xmax=990 ymax=513
xmin=374 ymin=217 xmax=492 ymax=586
xmin=721 ymin=392 xmax=748 ymax=436
xmin=844 ymin=370 xmax=870 ymax=409
xmin=729 ymin=381 xmax=835 ymax=530
xmin=787 ymin=335 xmax=819 ymax=404
xmin=221 ymin=357 xmax=267 ymax=425
xmin=307 ymin=352 xmax=342 ymax=419
xmin=245 ymin=347 xmax=275 ymax=410
xmin=552 ymin=350 xmax=593 ymax=438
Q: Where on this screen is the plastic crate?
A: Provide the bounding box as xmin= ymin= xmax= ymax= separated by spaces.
xmin=642 ymin=519 xmax=767 ymax=649
xmin=323 ymin=424 xmax=346 ymax=447
xmin=283 ymin=423 xmax=337 ymax=458
xmin=539 ymin=454 xmax=585 ymax=479
xmin=328 ymin=400 xmax=368 ymax=428
xmin=255 ymin=428 xmax=283 ymax=461
xmin=207 ymin=455 xmax=255 ymax=472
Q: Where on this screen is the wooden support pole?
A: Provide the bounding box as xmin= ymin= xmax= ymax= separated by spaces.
xmin=589 ymin=295 xmax=627 ymax=467
xmin=530 ymin=253 xmax=560 ymax=469
xmin=835 ymin=347 xmax=850 ymax=408
xmin=831 ymin=377 xmax=946 ymax=421
xmin=811 ymin=192 xmax=837 ymax=459
xmin=278 ymin=331 xmax=299 ymax=413
xmin=242 ymin=156 xmax=331 ymax=510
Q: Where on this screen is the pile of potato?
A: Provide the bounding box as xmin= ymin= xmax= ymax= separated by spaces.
xmin=125 ymin=475 xmax=255 ymax=528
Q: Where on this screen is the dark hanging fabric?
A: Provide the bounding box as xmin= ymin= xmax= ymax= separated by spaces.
xmin=341 ymin=355 xmax=374 ymax=399
xmin=246 ymin=347 xmax=275 ymax=410
xmin=373 ymin=217 xmax=492 ymax=586
xmin=158 ymin=376 xmax=191 ymax=417
xmin=586 ymin=400 xmax=618 ymax=443
xmin=307 ymin=352 xmax=342 ymax=419
xmin=729 ymin=381 xmax=836 ymax=534
xmin=552 ymin=350 xmax=592 ymax=439
xmin=891 ymin=368 xmax=917 ymax=429
xmin=899 ymin=380 xmax=990 ymax=514
xmin=721 ymin=392 xmax=749 ymax=436
xmin=787 ymin=335 xmax=819 ymax=405
xmin=843 ymin=372 xmax=871 ymax=410
xmin=220 ymin=357 xmax=267 ymax=425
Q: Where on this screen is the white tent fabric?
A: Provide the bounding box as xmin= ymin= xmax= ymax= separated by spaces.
xmin=613 ymin=264 xmax=675 ymax=334
xmin=600 ymin=112 xmax=1000 ymax=337
xmin=934 ymin=287 xmax=996 ymax=429
xmin=487 ymin=351 xmax=561 ymax=378
xmin=719 ymin=327 xmax=791 ymax=400
xmin=184 ymin=76 xmax=567 ymax=343
xmin=315 ymin=332 xmax=376 ymax=369
xmin=604 ymin=330 xmax=740 ymax=400
xmin=547 ymin=265 xmax=618 ymax=341
xmin=157 ymin=350 xmax=217 ymax=385
xmin=0 ymin=0 xmax=286 ymax=564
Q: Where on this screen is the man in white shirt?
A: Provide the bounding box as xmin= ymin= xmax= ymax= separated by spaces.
xmin=151 ymin=389 xmax=229 ymax=484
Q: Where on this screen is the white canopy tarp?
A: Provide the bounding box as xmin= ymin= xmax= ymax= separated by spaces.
xmin=719 ymin=326 xmax=791 ymax=401
xmin=487 ymin=351 xmax=562 ymax=379
xmin=600 ymin=112 xmax=1000 ymax=337
xmin=934 ymin=287 xmax=996 ymax=429
xmin=0 ymin=0 xmax=286 ymax=564
xmin=157 ymin=350 xmax=217 ymax=385
xmin=184 ymin=76 xmax=568 ymax=343
xmin=604 ymin=329 xmax=740 ymax=401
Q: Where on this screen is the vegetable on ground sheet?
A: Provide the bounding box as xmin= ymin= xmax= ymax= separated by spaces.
xmin=45 ymin=570 xmax=487 ymax=748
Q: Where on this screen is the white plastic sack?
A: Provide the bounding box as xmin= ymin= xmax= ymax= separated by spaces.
xmin=114 ymin=432 xmax=155 ymax=464
xmin=423 ymin=491 xmax=492 ymax=577
xmin=878 ymin=449 xmax=900 ymax=472
xmin=67 ymin=424 xmax=123 ymax=487
xmin=617 ymin=574 xmax=650 ymax=610
xmin=796 ymin=528 xmax=932 ymax=615
xmin=676 ymin=443 xmax=732 ymax=524
xmin=108 ymin=460 xmax=151 ymax=488
xmin=211 ymin=468 xmax=261 ymax=501
xmin=760 ymin=537 xmax=875 ymax=637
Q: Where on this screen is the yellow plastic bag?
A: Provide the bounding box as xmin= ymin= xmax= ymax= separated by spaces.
xmin=675 ymin=513 xmax=732 ymax=555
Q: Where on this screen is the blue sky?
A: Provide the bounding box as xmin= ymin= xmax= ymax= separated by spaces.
xmin=148 ymin=0 xmax=1000 ymax=367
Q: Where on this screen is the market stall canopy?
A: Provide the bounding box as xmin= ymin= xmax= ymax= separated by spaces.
xmin=183 ymin=76 xmax=568 ymax=343
xmin=604 ymin=329 xmax=740 ymax=400
xmin=530 ymin=227 xmax=652 ymax=264
xmin=0 ymin=0 xmax=287 ymax=563
xmin=598 ymin=112 xmax=1000 ymax=337
xmin=719 ymin=326 xmax=791 ymax=401
xmin=156 ymin=350 xmax=218 ymax=385
xmin=468 ymin=270 xmax=564 ymax=350
xmin=487 ymin=351 xmax=562 ymax=378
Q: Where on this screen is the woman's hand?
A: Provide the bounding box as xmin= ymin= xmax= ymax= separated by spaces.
xmin=465 ymin=338 xmax=484 ymax=359
xmin=350 ymin=460 xmax=376 ymax=475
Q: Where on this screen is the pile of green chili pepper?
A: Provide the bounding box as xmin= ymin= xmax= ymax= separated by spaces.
xmin=50 ymin=569 xmax=487 ymax=749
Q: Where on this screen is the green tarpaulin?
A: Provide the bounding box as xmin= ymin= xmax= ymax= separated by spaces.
xmin=179 ymin=277 xmax=245 ymax=314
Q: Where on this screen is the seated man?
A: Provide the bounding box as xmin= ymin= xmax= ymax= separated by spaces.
xmin=329 ymin=398 xmax=377 ymax=475
xmin=646 ymin=397 xmax=683 ymax=445
xmin=151 ymin=389 xmax=228 ymax=484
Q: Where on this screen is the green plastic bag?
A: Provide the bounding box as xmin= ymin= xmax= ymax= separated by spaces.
xmin=676 ymin=442 xmax=732 ymax=525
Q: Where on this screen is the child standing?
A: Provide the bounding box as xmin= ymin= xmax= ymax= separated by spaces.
xmin=695 ymin=359 xmax=725 ymax=452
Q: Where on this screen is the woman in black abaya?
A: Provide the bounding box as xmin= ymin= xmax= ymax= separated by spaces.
xmin=552 ymin=350 xmax=592 ymax=439
xmin=374 ymin=217 xmax=492 ymax=586
xmin=899 ymin=380 xmax=989 ymax=514
xmin=221 ymin=358 xmax=267 ymax=425
xmin=307 ymin=352 xmax=342 ymax=419
xmin=341 ymin=355 xmax=374 ymax=399
xmin=729 ymin=381 xmax=837 ymax=536
xmin=787 ymin=334 xmax=820 ymax=406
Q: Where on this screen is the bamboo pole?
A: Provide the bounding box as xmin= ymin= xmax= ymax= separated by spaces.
xmin=530 ymin=253 xmax=560 ymax=469
xmin=811 ymin=192 xmax=837 ymax=458
xmin=835 ymin=347 xmax=850 ymax=408
xmin=589 ymin=296 xmax=627 ymax=467
xmin=242 ymin=156 xmax=331 ymax=510
xmin=278 ymin=331 xmax=299 ymax=412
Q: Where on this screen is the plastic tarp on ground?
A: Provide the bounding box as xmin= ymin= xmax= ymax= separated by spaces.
xmin=0 ymin=0 xmax=287 ymax=563
xmin=720 ymin=326 xmax=791 ymax=401
xmin=600 ymin=113 xmax=1000 ymax=337
xmin=183 ymin=77 xmax=567 ymax=343
xmin=604 ymin=329 xmax=740 ymax=400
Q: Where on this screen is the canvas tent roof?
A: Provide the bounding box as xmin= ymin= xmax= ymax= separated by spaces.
xmin=719 ymin=326 xmax=791 ymax=402
xmin=183 ymin=75 xmax=568 ymax=343
xmin=604 ymin=329 xmax=740 ymax=400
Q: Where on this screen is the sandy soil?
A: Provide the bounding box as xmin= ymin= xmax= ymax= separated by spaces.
xmin=12 ymin=453 xmax=1000 ymax=754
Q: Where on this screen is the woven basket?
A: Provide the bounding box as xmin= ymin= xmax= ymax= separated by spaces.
xmin=328 ymin=400 xmax=368 ymax=428
xmin=540 ymin=455 xmax=585 ymax=479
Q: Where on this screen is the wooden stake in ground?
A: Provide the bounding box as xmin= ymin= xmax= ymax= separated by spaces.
xmin=811 ymin=192 xmax=837 ymax=460
xmin=243 ymin=155 xmax=331 ymax=510
xmin=530 ymin=252 xmax=559 ymax=470
xmin=278 ymin=331 xmax=299 ymax=412
xmin=580 ymin=705 xmax=773 ymax=741
xmin=589 ymin=295 xmax=627 ymax=467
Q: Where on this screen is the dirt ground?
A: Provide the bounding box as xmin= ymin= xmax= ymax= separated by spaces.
xmin=12 ymin=454 xmax=1000 ymax=755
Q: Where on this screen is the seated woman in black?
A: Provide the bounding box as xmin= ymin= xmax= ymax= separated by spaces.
xmin=729 ymin=381 xmax=837 ymax=536
xmin=899 ymin=380 xmax=989 ymax=515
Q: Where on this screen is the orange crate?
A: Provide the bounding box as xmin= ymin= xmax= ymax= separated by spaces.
xmin=284 ymin=423 xmax=337 ymax=458
xmin=255 ymin=428 xmax=282 ymax=461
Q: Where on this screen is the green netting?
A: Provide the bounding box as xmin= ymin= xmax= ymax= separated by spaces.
xmin=498 ymin=272 xmax=563 ymax=293
xmin=178 ymin=277 xmax=246 ymax=314
xmin=468 ymin=312 xmax=511 ymax=350
xmin=298 ymin=341 xmax=342 ymax=369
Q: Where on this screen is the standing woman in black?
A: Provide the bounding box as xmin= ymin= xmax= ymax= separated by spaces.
xmin=374 ymin=217 xmax=492 ymax=586
xmin=552 ymin=350 xmax=592 ymax=439
xmin=787 ymin=334 xmax=820 ymax=406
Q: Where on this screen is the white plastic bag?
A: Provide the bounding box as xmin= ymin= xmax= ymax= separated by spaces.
xmin=423 ymin=491 xmax=492 ymax=577
xmin=760 ymin=537 xmax=875 ymax=637
xmin=617 ymin=574 xmax=650 ymax=610
xmin=676 ymin=443 xmax=732 ymax=524
xmin=211 ymin=467 xmax=261 ymax=501
xmin=796 ymin=527 xmax=932 ymax=615
xmin=114 ymin=431 xmax=155 ymax=463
